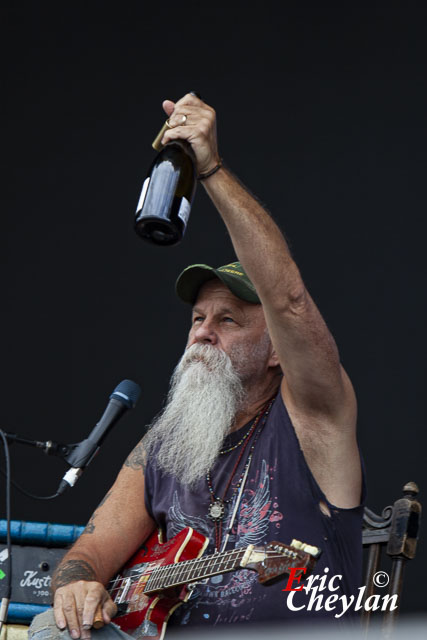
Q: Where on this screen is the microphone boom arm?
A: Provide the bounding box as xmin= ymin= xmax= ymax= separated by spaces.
xmin=3 ymin=432 xmax=71 ymax=458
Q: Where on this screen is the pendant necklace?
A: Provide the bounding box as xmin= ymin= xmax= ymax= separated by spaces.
xmin=206 ymin=398 xmax=274 ymax=550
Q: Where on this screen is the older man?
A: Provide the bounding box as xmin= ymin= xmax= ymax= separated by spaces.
xmin=29 ymin=95 xmax=363 ymax=639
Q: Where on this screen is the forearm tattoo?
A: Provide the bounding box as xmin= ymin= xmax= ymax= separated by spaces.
xmin=52 ymin=559 xmax=96 ymax=590
xmin=123 ymin=441 xmax=146 ymax=472
xmin=82 ymin=490 xmax=113 ymax=535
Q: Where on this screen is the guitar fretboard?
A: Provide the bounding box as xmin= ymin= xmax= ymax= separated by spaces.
xmin=144 ymin=547 xmax=248 ymax=594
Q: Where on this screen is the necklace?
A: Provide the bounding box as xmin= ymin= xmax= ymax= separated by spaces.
xmin=219 ymin=420 xmax=258 ymax=455
xmin=206 ymin=399 xmax=274 ymax=549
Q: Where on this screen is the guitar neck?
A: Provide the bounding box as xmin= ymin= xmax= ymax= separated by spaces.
xmin=144 ymin=547 xmax=248 ymax=594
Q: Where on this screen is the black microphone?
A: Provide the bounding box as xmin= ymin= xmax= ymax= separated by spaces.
xmin=57 ymin=379 xmax=141 ymax=495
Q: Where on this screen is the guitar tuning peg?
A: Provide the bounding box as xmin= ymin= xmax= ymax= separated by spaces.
xmin=290 ymin=539 xmax=322 ymax=558
xmin=303 ymin=544 xmax=322 ymax=558
xmin=290 ymin=539 xmax=303 ymax=550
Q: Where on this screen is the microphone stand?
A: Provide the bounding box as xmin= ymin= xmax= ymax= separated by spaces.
xmin=1 ymin=378 xmax=141 ymax=628
xmin=0 ymin=431 xmax=93 ymax=630
xmin=3 ymin=432 xmax=72 ymax=459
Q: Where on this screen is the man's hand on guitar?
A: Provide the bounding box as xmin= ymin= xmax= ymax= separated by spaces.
xmin=53 ymin=580 xmax=117 ymax=640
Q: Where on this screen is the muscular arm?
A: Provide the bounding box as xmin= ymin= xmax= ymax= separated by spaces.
xmin=163 ymin=94 xmax=360 ymax=508
xmin=202 ymin=168 xmax=351 ymax=416
xmin=52 ymin=440 xmax=155 ymax=638
xmin=204 ymin=169 xmax=360 ymax=506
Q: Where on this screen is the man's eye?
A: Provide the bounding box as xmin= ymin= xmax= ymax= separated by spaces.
xmin=193 ymin=316 xmax=203 ymax=323
xmin=223 ymin=317 xmax=234 ymax=323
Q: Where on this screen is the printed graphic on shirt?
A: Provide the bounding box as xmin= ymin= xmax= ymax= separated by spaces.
xmin=167 ymin=459 xmax=284 ymax=625
xmin=233 ymin=459 xmax=282 ymax=546
xmin=168 ymin=491 xmax=212 ymax=539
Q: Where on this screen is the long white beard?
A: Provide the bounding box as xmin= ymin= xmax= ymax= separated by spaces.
xmin=143 ymin=343 xmax=247 ymax=486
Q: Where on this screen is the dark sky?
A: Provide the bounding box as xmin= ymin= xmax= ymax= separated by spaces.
xmin=2 ymin=0 xmax=426 ymax=614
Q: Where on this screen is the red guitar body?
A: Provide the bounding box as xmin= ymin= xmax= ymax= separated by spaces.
xmin=109 ymin=526 xmax=319 ymax=640
xmin=111 ymin=527 xmax=208 ymax=640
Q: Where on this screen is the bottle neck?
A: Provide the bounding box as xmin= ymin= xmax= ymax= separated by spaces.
xmin=165 ymin=139 xmax=196 ymax=162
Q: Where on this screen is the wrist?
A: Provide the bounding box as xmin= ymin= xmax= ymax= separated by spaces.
xmin=198 ymin=159 xmax=223 ymax=181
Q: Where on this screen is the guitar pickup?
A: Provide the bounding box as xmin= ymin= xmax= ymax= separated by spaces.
xmin=291 ymin=539 xmax=322 ymax=558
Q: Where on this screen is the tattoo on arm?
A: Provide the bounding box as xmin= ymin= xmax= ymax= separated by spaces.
xmin=123 ymin=441 xmax=147 ymax=472
xmin=52 ymin=559 xmax=96 ymax=590
xmin=82 ymin=490 xmax=113 ymax=535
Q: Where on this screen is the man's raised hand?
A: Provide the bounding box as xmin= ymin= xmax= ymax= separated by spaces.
xmin=161 ymin=93 xmax=221 ymax=176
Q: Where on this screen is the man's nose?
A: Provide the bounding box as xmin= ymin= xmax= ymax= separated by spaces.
xmin=193 ymin=321 xmax=218 ymax=345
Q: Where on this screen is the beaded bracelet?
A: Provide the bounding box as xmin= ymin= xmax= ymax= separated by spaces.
xmin=198 ymin=159 xmax=223 ymax=181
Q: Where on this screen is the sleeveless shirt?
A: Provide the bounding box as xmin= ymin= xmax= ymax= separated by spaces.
xmin=144 ymin=393 xmax=365 ymax=629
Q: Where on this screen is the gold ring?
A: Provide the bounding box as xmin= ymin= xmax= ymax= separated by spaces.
xmin=166 ymin=115 xmax=187 ymax=128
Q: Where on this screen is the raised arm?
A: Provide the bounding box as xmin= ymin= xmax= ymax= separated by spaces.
xmin=162 ymin=94 xmax=361 ymax=508
xmin=52 ymin=441 xmax=155 ymax=639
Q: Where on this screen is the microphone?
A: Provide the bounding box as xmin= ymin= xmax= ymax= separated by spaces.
xmin=57 ymin=379 xmax=141 ymax=495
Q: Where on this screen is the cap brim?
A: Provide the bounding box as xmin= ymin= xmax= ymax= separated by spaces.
xmin=175 ymin=264 xmax=260 ymax=304
xmin=175 ymin=265 xmax=219 ymax=304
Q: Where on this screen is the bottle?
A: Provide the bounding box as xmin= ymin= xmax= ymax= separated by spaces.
xmin=134 ymin=130 xmax=197 ymax=246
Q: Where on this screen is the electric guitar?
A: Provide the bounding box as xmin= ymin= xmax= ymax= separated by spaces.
xmin=105 ymin=526 xmax=320 ymax=640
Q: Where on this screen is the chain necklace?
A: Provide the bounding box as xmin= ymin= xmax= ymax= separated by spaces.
xmin=219 ymin=420 xmax=258 ymax=455
xmin=206 ymin=399 xmax=274 ymax=550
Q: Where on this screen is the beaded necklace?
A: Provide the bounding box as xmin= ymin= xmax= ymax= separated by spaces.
xmin=206 ymin=398 xmax=274 ymax=551
xmin=219 ymin=420 xmax=258 ymax=455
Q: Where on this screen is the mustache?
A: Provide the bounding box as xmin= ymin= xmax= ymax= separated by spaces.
xmin=182 ymin=343 xmax=224 ymax=362
xmin=176 ymin=343 xmax=229 ymax=375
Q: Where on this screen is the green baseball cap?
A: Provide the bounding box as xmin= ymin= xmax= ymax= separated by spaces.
xmin=175 ymin=260 xmax=260 ymax=304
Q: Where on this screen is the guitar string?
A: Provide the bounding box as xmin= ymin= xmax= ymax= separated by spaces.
xmin=110 ymin=558 xmax=305 ymax=605
xmin=146 ymin=548 xmax=247 ymax=590
xmin=144 ymin=554 xmax=299 ymax=592
xmin=128 ymin=553 xmax=304 ymax=601
xmin=138 ymin=548 xmax=246 ymax=591
xmin=106 ymin=549 xmax=300 ymax=586
xmin=106 ymin=547 xmax=245 ymax=585
xmin=106 ymin=550 xmax=302 ymax=598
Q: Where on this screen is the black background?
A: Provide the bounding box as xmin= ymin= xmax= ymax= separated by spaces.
xmin=2 ymin=0 xmax=426 ymax=615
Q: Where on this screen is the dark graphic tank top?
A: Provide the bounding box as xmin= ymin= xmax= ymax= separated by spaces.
xmin=144 ymin=393 xmax=365 ymax=629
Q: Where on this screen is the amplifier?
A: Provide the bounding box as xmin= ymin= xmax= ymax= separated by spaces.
xmin=0 ymin=520 xmax=84 ymax=624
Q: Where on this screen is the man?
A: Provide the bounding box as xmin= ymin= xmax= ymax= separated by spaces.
xmin=29 ymin=94 xmax=363 ymax=639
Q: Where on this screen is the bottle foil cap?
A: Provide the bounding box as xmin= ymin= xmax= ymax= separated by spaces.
xmin=152 ymin=119 xmax=172 ymax=151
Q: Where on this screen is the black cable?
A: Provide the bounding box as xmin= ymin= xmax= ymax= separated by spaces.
xmin=0 ymin=429 xmax=12 ymax=630
xmin=0 ymin=466 xmax=59 ymax=500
